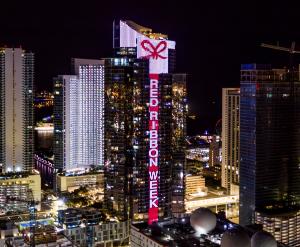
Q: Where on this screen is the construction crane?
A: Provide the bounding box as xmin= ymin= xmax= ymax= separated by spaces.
xmin=261 ymin=41 xmax=300 ymax=54
xmin=261 ymin=41 xmax=300 ymax=74
xmin=261 ymin=42 xmax=300 ymax=95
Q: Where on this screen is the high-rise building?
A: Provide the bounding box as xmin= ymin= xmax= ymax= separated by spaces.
xmin=104 ymin=57 xmax=149 ymax=221
xmin=0 ymin=48 xmax=34 ymax=173
xmin=53 ymin=59 xmax=104 ymax=173
xmin=221 ymin=88 xmax=240 ymax=194
xmin=170 ymin=74 xmax=187 ymax=215
xmin=209 ymin=135 xmax=220 ymax=168
xmin=239 ymin=64 xmax=300 ymax=234
xmin=105 ymin=20 xmax=186 ymax=224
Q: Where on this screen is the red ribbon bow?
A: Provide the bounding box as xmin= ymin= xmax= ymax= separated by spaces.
xmin=141 ymin=40 xmax=167 ymax=60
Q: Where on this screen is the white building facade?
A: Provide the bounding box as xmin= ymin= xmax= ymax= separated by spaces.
xmin=0 ymin=48 xmax=34 ymax=173
xmin=54 ymin=59 xmax=104 ymax=172
xmin=221 ymin=88 xmax=240 ymax=194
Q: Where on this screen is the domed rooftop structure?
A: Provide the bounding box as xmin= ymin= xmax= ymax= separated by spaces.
xmin=190 ymin=207 xmax=217 ymax=235
xmin=221 ymin=228 xmax=251 ymax=247
xmin=251 ymin=231 xmax=277 ymax=247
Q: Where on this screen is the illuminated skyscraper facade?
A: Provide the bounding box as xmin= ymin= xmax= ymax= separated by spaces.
xmin=105 ymin=20 xmax=186 ymax=223
xmin=240 ymin=64 xmax=300 ymax=230
xmin=104 ymin=57 xmax=149 ymax=221
xmin=53 ymin=59 xmax=104 ymax=173
xmin=221 ymin=88 xmax=240 ymax=194
xmin=0 ymin=48 xmax=34 ymax=173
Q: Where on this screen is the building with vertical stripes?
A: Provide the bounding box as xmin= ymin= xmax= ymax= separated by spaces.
xmin=0 ymin=47 xmax=34 ymax=173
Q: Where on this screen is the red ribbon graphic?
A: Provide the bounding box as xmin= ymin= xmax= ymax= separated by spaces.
xmin=141 ymin=40 xmax=167 ymax=60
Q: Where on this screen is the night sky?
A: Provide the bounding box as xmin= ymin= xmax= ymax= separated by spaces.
xmin=1 ymin=0 xmax=300 ymax=134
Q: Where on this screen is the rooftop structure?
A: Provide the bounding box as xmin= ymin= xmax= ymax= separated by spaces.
xmin=58 ymin=207 xmax=130 ymax=246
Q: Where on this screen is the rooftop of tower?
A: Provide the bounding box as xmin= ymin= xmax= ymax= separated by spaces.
xmin=123 ymin=20 xmax=168 ymax=40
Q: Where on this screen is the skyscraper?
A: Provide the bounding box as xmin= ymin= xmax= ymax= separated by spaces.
xmin=170 ymin=74 xmax=187 ymax=215
xmin=0 ymin=48 xmax=34 ymax=173
xmin=53 ymin=59 xmax=104 ymax=173
xmin=239 ymin=64 xmax=300 ymax=231
xmin=105 ymin=20 xmax=186 ymax=223
xmin=221 ymin=88 xmax=240 ymax=194
xmin=104 ymin=57 xmax=149 ymax=221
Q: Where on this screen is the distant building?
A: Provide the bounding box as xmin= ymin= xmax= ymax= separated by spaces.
xmin=186 ymin=136 xmax=210 ymax=163
xmin=209 ymin=135 xmax=221 ymax=181
xmin=209 ymin=135 xmax=220 ymax=168
xmin=185 ymin=175 xmax=207 ymax=199
xmin=0 ymin=48 xmax=34 ymax=173
xmin=221 ymin=88 xmax=240 ymax=195
xmin=53 ymin=59 xmax=104 ymax=173
xmin=34 ymin=154 xmax=54 ymax=188
xmin=239 ymin=64 xmax=300 ymax=245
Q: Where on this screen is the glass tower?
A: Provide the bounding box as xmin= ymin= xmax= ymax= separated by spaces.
xmin=105 ymin=20 xmax=187 ymax=222
xmin=104 ymin=57 xmax=149 ymax=221
xmin=240 ymin=64 xmax=300 ymax=226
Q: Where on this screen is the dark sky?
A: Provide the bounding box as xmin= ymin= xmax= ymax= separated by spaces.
xmin=1 ymin=0 xmax=300 ymax=133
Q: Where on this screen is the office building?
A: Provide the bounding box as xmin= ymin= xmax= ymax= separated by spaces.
xmin=0 ymin=48 xmax=34 ymax=173
xmin=239 ymin=64 xmax=300 ymax=241
xmin=105 ymin=20 xmax=186 ymax=223
xmin=53 ymin=59 xmax=104 ymax=172
xmin=221 ymin=88 xmax=240 ymax=194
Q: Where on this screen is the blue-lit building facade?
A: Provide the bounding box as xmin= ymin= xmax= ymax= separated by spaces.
xmin=240 ymin=64 xmax=300 ymax=229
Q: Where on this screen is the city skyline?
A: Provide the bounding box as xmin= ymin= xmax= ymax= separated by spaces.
xmin=1 ymin=1 xmax=299 ymax=132
xmin=0 ymin=2 xmax=300 ymax=246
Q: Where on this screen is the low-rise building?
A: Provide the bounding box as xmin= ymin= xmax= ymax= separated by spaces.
xmin=0 ymin=172 xmax=41 ymax=212
xmin=57 ymin=172 xmax=104 ymax=192
xmin=0 ymin=219 xmax=73 ymax=247
xmin=185 ymin=175 xmax=207 ymax=199
xmin=58 ymin=207 xmax=130 ymax=246
xmin=185 ymin=190 xmax=239 ymax=221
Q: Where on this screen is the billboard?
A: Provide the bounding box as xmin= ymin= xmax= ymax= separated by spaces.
xmin=119 ymin=20 xmax=175 ymax=225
